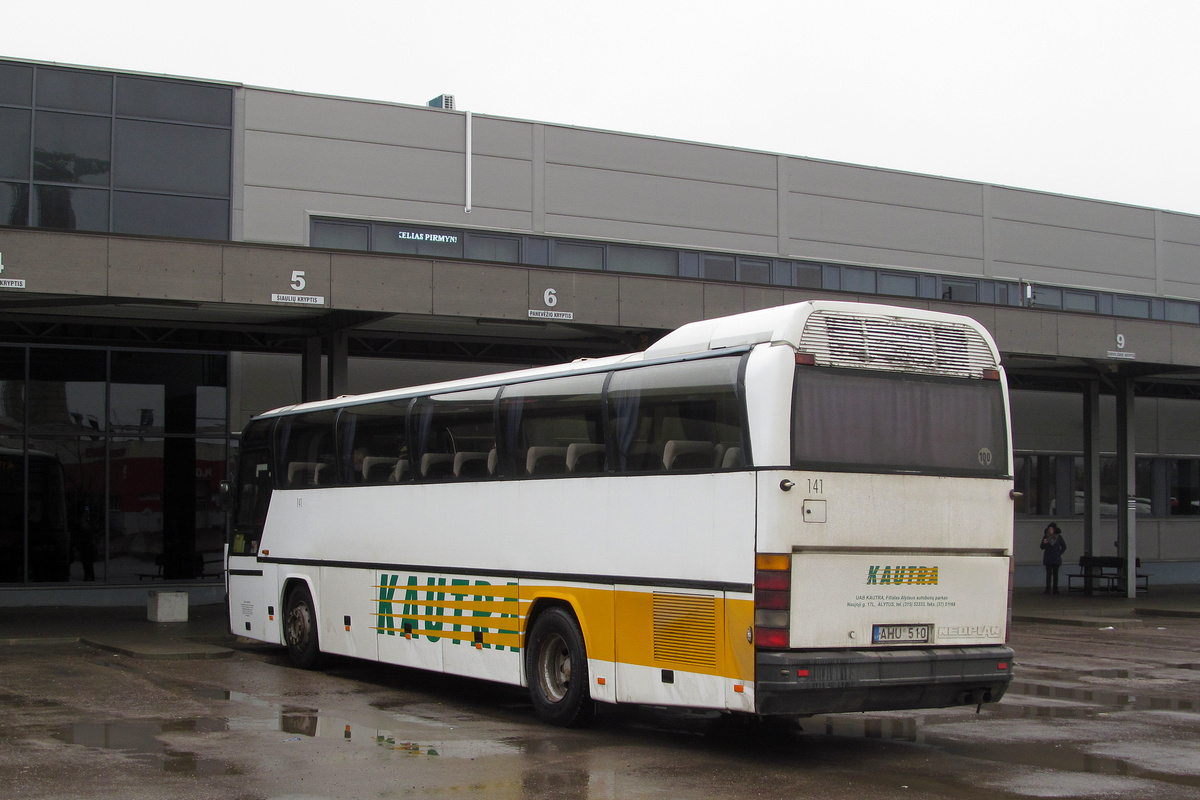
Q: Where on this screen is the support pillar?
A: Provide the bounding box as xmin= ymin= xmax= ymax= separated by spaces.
xmin=1115 ymin=375 xmax=1137 ymax=598
xmin=301 ymin=337 xmax=322 ymax=402
xmin=326 ymin=330 xmax=348 ymax=399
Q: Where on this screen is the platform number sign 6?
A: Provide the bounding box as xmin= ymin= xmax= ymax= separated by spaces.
xmin=543 ymin=288 xmax=558 ymax=308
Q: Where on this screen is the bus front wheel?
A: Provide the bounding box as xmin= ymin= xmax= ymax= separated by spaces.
xmin=525 ymin=607 xmax=593 ymax=727
xmin=283 ymin=583 xmax=322 ymax=669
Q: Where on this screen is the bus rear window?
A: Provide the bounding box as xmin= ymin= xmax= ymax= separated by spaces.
xmin=791 ymin=367 xmax=1008 ymax=477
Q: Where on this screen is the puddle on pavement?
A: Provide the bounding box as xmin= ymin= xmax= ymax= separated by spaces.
xmin=53 ymin=718 xmax=241 ymax=774
xmin=1006 ymin=680 xmax=1196 ymax=712
xmin=198 ymin=686 xmax=518 ymax=759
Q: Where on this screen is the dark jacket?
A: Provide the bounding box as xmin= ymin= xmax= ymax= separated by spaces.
xmin=1041 ymin=533 xmax=1067 ymax=566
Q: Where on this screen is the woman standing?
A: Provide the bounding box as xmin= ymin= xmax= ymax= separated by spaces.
xmin=1040 ymin=522 xmax=1068 ymax=594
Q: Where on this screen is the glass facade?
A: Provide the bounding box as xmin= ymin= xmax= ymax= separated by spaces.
xmin=0 ymin=59 xmax=233 ymax=239
xmin=0 ymin=345 xmax=229 ymax=585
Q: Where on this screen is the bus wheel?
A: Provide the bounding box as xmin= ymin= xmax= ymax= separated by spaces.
xmin=526 ymin=607 xmax=593 ymax=727
xmin=283 ymin=583 xmax=322 ymax=669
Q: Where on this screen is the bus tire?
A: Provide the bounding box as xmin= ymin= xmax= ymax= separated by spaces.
xmin=525 ymin=606 xmax=593 ymax=727
xmin=283 ymin=582 xmax=322 ymax=669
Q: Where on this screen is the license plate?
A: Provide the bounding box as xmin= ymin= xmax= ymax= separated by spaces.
xmin=872 ymin=624 xmax=931 ymax=644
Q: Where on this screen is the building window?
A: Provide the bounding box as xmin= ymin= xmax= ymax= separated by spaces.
xmin=1114 ymin=296 xmax=1151 ymax=319
xmin=312 ymin=220 xmax=370 ymax=251
xmin=842 ymin=267 xmax=877 ymax=294
xmin=1064 ymin=291 xmax=1098 ymax=313
xmin=553 ymin=242 xmax=604 ymax=270
xmin=608 ymin=245 xmax=677 ymax=276
xmin=879 ymin=272 xmax=918 ymax=297
xmin=0 ymin=59 xmax=233 ymax=239
xmin=738 ymin=258 xmax=771 ymax=284
xmin=467 ymin=235 xmax=520 ymax=263
xmin=701 ymin=254 xmax=735 ymax=282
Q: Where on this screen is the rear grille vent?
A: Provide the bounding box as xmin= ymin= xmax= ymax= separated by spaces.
xmin=800 ymin=310 xmax=997 ymax=377
xmin=652 ymin=592 xmax=717 ymax=669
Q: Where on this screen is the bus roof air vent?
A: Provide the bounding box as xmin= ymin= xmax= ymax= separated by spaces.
xmin=799 ymin=310 xmax=998 ymax=378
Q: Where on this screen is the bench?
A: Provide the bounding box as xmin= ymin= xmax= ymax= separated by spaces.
xmin=1066 ymin=555 xmax=1149 ymax=594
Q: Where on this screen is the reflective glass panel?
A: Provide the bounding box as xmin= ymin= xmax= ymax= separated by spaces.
xmin=739 ymin=259 xmax=771 ymax=284
xmin=110 ymin=351 xmax=227 ymax=435
xmin=1114 ymin=296 xmax=1151 ymax=318
xmin=879 ymin=272 xmax=918 ymax=297
xmin=553 ymin=242 xmax=603 ymax=270
xmin=116 ymin=77 xmax=233 ymax=126
xmin=466 ymin=235 xmax=520 ymax=263
xmin=609 ymin=245 xmax=677 ymax=276
xmin=106 ymin=436 xmax=163 ymax=582
xmin=33 ymin=184 xmax=108 ymax=231
xmin=795 ymin=262 xmax=822 ymax=289
xmin=373 ymin=224 xmax=463 ymax=258
xmin=0 ymin=436 xmax=26 ymax=582
xmin=28 ymin=349 xmax=106 ymax=435
xmin=312 ymin=220 xmax=369 ymax=250
xmin=27 ymin=436 xmax=102 ymax=583
xmin=843 ymin=267 xmax=877 ymax=293
xmin=107 ymin=436 xmax=226 ymax=582
xmin=1166 ymin=301 xmax=1200 ymax=324
xmin=0 ymin=347 xmax=25 ymax=434
xmin=1064 ymin=291 xmax=1098 ymax=313
xmin=112 ymin=192 xmax=229 ymax=239
xmin=702 ymin=255 xmax=735 ymax=281
xmin=0 ymin=62 xmax=33 ymax=105
xmin=0 ymin=107 xmax=31 ymax=179
xmin=36 ymin=68 xmax=111 ymax=113
xmin=33 ymin=111 xmax=111 ymax=185
xmin=114 ymin=119 xmax=230 ymax=195
xmin=1 ymin=182 xmax=29 ymax=226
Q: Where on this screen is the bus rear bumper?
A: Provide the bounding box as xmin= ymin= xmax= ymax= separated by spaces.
xmin=754 ymin=645 xmax=1014 ymax=716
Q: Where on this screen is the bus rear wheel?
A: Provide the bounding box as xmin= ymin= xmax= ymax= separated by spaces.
xmin=283 ymin=583 xmax=322 ymax=669
xmin=525 ymin=607 xmax=593 ymax=727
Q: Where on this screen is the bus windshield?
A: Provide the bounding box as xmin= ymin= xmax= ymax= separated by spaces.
xmin=791 ymin=366 xmax=1008 ymax=477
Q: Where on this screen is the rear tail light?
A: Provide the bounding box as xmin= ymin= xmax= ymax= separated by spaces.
xmin=755 ymin=553 xmax=791 ymax=649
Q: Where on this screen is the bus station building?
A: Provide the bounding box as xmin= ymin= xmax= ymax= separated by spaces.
xmin=2 ymin=57 xmax=1199 ymax=604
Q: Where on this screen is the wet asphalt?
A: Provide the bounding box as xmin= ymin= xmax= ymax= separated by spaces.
xmin=1 ymin=588 xmax=1199 ymax=799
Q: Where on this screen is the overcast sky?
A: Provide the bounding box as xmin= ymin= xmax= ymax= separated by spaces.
xmin=7 ymin=0 xmax=1198 ymax=215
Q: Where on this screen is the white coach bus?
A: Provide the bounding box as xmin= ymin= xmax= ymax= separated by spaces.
xmin=226 ymin=300 xmax=1015 ymax=726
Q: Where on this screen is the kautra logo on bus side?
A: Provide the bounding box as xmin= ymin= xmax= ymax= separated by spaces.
xmin=374 ymin=574 xmax=520 ymax=652
xmin=865 ymin=566 xmax=939 ymax=585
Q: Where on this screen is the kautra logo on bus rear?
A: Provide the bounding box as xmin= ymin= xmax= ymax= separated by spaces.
xmin=374 ymin=574 xmax=520 ymax=651
xmin=866 ymin=566 xmax=939 ymax=585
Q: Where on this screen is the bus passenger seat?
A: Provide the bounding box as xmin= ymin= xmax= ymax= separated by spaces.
xmin=719 ymin=446 xmax=743 ymax=469
xmin=454 ymin=451 xmax=491 ymax=478
xmin=663 ymin=440 xmax=715 ymax=470
xmin=566 ymin=443 xmax=605 ymax=473
xmin=390 ymin=459 xmax=410 ymax=482
xmin=526 ymin=446 xmax=568 ymax=475
xmin=362 ymin=457 xmax=398 ymax=484
xmin=421 ymin=453 xmax=454 ymax=479
xmin=287 ymin=461 xmax=320 ymax=487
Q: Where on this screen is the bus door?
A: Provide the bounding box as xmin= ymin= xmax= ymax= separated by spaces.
xmin=228 ymin=437 xmax=275 ymax=640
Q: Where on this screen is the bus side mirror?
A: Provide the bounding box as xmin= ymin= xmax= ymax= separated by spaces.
xmin=218 ymin=480 xmax=233 ymax=512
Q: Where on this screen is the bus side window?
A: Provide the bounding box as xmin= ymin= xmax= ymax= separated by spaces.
xmin=413 ymin=388 xmax=498 ymax=481
xmin=499 ymin=372 xmax=607 ymax=477
xmin=606 ymin=357 xmax=745 ymax=473
xmin=276 ymin=410 xmax=339 ymax=488
xmin=338 ymin=399 xmax=411 ymax=485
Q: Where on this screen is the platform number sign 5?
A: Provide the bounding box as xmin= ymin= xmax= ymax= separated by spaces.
xmin=291 ymin=271 xmax=306 ymax=292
